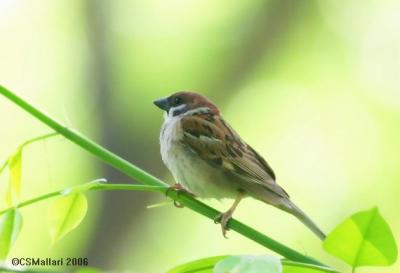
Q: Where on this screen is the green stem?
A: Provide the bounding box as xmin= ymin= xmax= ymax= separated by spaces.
xmin=0 ymin=182 xmax=166 ymax=215
xmin=0 ymin=85 xmax=325 ymax=266
xmin=0 ymin=86 xmax=166 ymax=187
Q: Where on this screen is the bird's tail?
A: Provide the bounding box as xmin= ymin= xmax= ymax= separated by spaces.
xmin=279 ymin=200 xmax=326 ymax=240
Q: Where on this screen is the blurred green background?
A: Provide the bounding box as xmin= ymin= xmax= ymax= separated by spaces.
xmin=0 ymin=0 xmax=399 ymax=272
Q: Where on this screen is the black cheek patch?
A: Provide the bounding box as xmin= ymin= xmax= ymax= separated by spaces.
xmin=172 ymin=105 xmax=189 ymax=116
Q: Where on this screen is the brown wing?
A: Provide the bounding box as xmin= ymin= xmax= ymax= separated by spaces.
xmin=180 ymin=114 xmax=289 ymax=198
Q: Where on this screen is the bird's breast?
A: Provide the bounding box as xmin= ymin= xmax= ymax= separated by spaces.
xmin=159 ymin=116 xmax=183 ymax=171
xmin=159 ymin=116 xmax=237 ymax=199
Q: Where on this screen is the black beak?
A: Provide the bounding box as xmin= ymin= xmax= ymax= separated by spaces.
xmin=153 ymin=97 xmax=170 ymax=112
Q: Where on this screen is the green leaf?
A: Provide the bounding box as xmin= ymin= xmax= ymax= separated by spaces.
xmin=0 ymin=209 xmax=23 ymax=259
xmin=48 ymin=193 xmax=88 ymax=244
xmin=214 ymin=255 xmax=282 ymax=273
xmin=5 ymin=148 xmax=23 ymax=206
xmin=323 ymin=207 xmax=397 ymax=269
xmin=167 ymin=256 xmax=227 ymax=273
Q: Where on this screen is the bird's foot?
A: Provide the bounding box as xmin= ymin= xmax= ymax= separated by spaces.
xmin=214 ymin=210 xmax=234 ymax=238
xmin=166 ymin=183 xmax=195 ymax=208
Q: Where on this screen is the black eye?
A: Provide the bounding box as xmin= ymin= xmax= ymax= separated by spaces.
xmin=174 ymin=96 xmax=183 ymax=105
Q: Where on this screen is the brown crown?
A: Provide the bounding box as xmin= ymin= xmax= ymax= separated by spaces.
xmin=170 ymin=91 xmax=220 ymax=115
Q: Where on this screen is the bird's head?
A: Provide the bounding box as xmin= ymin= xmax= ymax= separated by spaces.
xmin=153 ymin=92 xmax=219 ymax=117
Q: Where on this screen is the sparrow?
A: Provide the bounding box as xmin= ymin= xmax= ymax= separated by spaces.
xmin=154 ymin=91 xmax=325 ymax=240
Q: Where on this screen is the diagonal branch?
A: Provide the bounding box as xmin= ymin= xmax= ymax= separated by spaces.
xmin=0 ymin=85 xmax=325 ymax=266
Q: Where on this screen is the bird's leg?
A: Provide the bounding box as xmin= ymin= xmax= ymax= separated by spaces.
xmin=166 ymin=183 xmax=195 ymax=208
xmin=214 ymin=191 xmax=244 ymax=238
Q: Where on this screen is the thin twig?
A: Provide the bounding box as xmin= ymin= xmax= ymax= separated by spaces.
xmin=0 ymin=182 xmax=166 ymax=215
xmin=22 ymin=132 xmax=59 ymax=147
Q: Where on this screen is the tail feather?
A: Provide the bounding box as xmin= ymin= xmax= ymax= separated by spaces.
xmin=280 ymin=200 xmax=326 ymax=240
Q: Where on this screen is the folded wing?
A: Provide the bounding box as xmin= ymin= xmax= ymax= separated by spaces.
xmin=180 ymin=114 xmax=289 ymax=199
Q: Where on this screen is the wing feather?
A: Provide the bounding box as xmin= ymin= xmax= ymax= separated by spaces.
xmin=180 ymin=114 xmax=288 ymax=198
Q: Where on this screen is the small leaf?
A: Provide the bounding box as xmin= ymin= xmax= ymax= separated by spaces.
xmin=0 ymin=209 xmax=23 ymax=259
xmin=167 ymin=256 xmax=227 ymax=273
xmin=214 ymin=255 xmax=282 ymax=273
xmin=5 ymin=148 xmax=23 ymax=206
xmin=49 ymin=193 xmax=88 ymax=244
xmin=323 ymin=207 xmax=397 ymax=269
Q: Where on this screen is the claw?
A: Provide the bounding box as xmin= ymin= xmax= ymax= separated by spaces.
xmin=213 ymin=191 xmax=244 ymax=238
xmin=214 ymin=210 xmax=233 ymax=238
